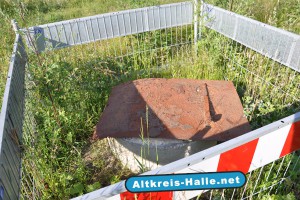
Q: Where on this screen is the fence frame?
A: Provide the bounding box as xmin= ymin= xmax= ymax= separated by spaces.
xmin=71 ymin=112 xmax=300 ymax=200
xmin=0 ymin=27 xmax=27 ymax=199
xmin=0 ymin=1 xmax=299 ymax=200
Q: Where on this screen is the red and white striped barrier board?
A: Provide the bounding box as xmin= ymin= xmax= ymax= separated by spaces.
xmin=73 ymin=113 xmax=300 ymax=200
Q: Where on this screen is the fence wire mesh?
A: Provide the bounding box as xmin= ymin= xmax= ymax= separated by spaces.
xmin=0 ymin=1 xmax=298 ymax=200
xmin=20 ymin=8 xmax=196 ymax=199
xmin=200 ymin=150 xmax=300 ymax=200
xmin=0 ymin=33 xmax=27 ymax=200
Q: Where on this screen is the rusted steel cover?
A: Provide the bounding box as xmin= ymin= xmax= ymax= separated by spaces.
xmin=94 ymin=78 xmax=251 ymax=141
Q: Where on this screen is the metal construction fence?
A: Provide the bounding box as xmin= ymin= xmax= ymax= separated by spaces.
xmin=0 ymin=33 xmax=27 ymax=200
xmin=0 ymin=1 xmax=299 ymax=199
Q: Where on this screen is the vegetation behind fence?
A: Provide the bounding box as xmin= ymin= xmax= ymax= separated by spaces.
xmin=0 ymin=0 xmax=299 ymax=199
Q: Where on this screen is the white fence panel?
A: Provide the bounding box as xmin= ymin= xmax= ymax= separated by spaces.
xmin=202 ymin=3 xmax=300 ymax=72
xmin=0 ymin=34 xmax=27 ymax=200
xmin=22 ymin=2 xmax=193 ymax=52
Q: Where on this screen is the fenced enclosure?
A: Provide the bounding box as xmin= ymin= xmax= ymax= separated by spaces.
xmin=0 ymin=1 xmax=299 ymax=199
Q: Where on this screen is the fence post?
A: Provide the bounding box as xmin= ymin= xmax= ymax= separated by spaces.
xmin=194 ymin=0 xmax=204 ymax=54
xmin=11 ymin=19 xmax=20 ymax=33
xmin=199 ymin=0 xmax=204 ymax=40
xmin=194 ymin=0 xmax=198 ymax=53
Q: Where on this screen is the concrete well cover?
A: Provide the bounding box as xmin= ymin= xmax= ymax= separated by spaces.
xmin=94 ymin=78 xmax=251 ymax=141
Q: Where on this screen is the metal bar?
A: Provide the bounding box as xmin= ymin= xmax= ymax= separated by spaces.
xmin=194 ymin=0 xmax=198 ymax=48
xmin=72 ymin=112 xmax=300 ymax=200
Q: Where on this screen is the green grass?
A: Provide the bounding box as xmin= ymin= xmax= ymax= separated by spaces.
xmin=22 ymin=26 xmax=194 ymax=198
xmin=23 ymin=26 xmax=300 ymax=199
xmin=0 ymin=0 xmax=183 ymax=107
xmin=0 ymin=0 xmax=299 ymax=199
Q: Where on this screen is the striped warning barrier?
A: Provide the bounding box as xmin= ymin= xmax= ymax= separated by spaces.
xmin=72 ymin=112 xmax=300 ymax=200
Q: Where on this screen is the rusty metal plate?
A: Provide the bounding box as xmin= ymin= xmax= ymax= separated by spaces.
xmin=94 ymin=78 xmax=251 ymax=141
